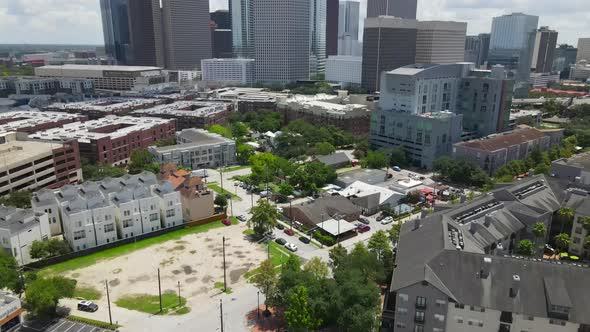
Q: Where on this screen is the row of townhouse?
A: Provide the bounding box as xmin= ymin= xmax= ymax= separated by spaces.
xmin=32 ymin=172 xmax=182 ymax=252
xmin=0 ymin=206 xmax=50 ymax=265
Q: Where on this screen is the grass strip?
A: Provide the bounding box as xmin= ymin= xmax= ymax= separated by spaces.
xmin=73 ymin=285 xmax=102 ymax=301
xmin=208 ymin=183 xmax=243 ymax=201
xmin=67 ymin=315 xmax=120 ymax=330
xmin=115 ymin=293 xmax=188 ymax=315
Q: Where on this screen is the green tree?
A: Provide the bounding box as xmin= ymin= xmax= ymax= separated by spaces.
xmin=248 ymin=200 xmax=279 ymax=238
xmin=584 ymin=235 xmax=590 ymax=251
xmin=389 ymin=147 xmax=409 ymax=167
xmin=515 ymin=239 xmax=534 ymax=256
xmin=582 ymin=217 xmax=590 ymax=233
xmin=433 ymin=157 xmax=490 ymax=187
xmin=0 ymin=252 xmax=22 ymax=294
xmin=284 ymin=286 xmax=321 ymax=331
xmin=231 ymin=122 xmax=249 ymax=138
xmin=361 ymin=150 xmax=388 ymax=169
xmin=557 ymin=207 xmax=574 ymax=233
xmin=0 ymin=190 xmax=33 ymax=208
xmin=388 ymin=223 xmax=402 ymax=246
xmin=24 ymin=276 xmax=76 ymax=318
xmin=303 ymin=257 xmax=329 ymax=280
xmin=128 ymin=148 xmax=158 ymax=174
xmin=313 ymin=142 xmax=336 ymax=156
xmin=328 ymin=244 xmax=347 ymax=269
xmin=32 ymin=239 xmax=70 ymax=258
xmin=532 ymin=222 xmax=547 ymax=247
xmin=555 ymin=233 xmax=571 ymax=252
xmin=278 ymin=182 xmax=294 ymax=197
xmin=236 ymin=144 xmax=255 ymax=165
xmin=291 ymin=162 xmax=337 ymax=195
xmin=207 ymin=124 xmax=232 ymax=138
xmin=367 ymin=230 xmax=391 ymax=261
xmin=251 ymin=259 xmax=278 ymax=313
xmin=214 ymin=194 xmax=228 ymax=211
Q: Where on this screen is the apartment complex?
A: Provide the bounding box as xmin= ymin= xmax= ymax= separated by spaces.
xmin=0 ymin=132 xmax=82 ymax=196
xmin=35 ymin=65 xmax=170 ymax=91
xmin=0 ymin=110 xmax=86 ymax=134
xmin=32 ymin=172 xmax=182 ymax=252
xmin=0 ymin=76 xmax=94 ymax=97
xmin=278 ymin=93 xmax=374 ymax=136
xmin=454 ymin=125 xmax=562 ymax=176
xmin=0 ymin=205 xmax=50 ymax=265
xmin=385 ymin=175 xmax=590 ymax=332
xmin=130 ymin=100 xmax=230 ymax=130
xmin=150 ymin=129 xmax=236 ymax=169
xmin=361 ymin=17 xmax=466 ymax=92
xmin=45 ymin=98 xmax=164 ymax=119
xmin=0 ymin=292 xmax=23 ymax=331
xmin=28 ymin=116 xmax=175 ymax=166
xmin=201 ymin=58 xmax=255 ymax=84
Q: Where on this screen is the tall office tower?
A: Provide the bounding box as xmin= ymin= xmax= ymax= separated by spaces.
xmin=361 ymin=17 xmax=417 ymax=92
xmin=210 ymin=9 xmax=231 ymax=29
xmin=231 ymin=0 xmax=254 ymax=58
xmin=310 ymin=0 xmax=327 ymax=75
xmin=415 ymin=21 xmax=466 ymax=64
xmin=488 ymin=12 xmax=538 ymax=97
xmin=211 ymin=10 xmax=233 ymax=58
xmin=338 ymin=1 xmax=360 ymax=56
xmin=477 ymin=33 xmax=491 ymax=67
xmin=100 ymin=0 xmax=164 ymax=66
xmin=531 ymin=26 xmax=558 ymax=73
xmin=464 ymin=36 xmax=480 ymax=63
xmin=253 ymin=0 xmax=311 ymax=82
xmin=366 ymin=0 xmax=417 ymax=19
xmin=553 ymin=44 xmax=578 ymax=77
xmin=576 ymin=38 xmax=590 ymax=62
xmin=326 ymin=0 xmax=339 ymax=56
xmin=162 ymin=0 xmax=212 ymax=70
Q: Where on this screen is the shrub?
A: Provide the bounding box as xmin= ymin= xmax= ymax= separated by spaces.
xmin=313 ymin=231 xmax=336 ymax=247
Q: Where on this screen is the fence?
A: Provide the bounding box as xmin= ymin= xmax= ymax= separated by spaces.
xmin=24 ymin=213 xmax=227 ymax=270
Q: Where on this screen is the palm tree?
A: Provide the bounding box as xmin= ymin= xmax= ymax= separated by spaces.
xmin=532 ymin=222 xmax=547 ymax=255
xmin=555 ymin=233 xmax=571 ymax=253
xmin=557 ymin=207 xmax=574 ymax=233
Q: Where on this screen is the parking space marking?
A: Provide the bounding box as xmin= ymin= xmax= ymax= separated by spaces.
xmin=63 ymin=322 xmax=78 ymax=332
xmin=48 ymin=320 xmax=70 ymax=332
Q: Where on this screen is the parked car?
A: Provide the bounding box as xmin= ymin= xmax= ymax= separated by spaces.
xmin=237 ymin=215 xmax=247 ymax=222
xmin=276 ymin=223 xmax=285 ymax=230
xmin=359 ymin=217 xmax=370 ymax=225
xmin=221 ymin=219 xmax=232 ymax=226
xmin=284 ymin=229 xmax=295 ymax=236
xmin=357 ymin=224 xmax=371 ymax=233
xmin=285 ymin=243 xmax=298 ymax=252
xmin=78 ymin=300 xmax=98 ymax=312
xmin=299 ymin=236 xmax=311 ymax=244
xmin=392 ymin=166 xmax=401 ymax=172
xmin=376 ymin=214 xmax=386 ymax=222
xmin=381 ymin=217 xmax=394 ymax=225
xmin=260 ymin=191 xmax=269 ymax=198
xmin=264 ymin=232 xmax=276 ymax=240
xmin=275 ymin=238 xmax=287 ymax=245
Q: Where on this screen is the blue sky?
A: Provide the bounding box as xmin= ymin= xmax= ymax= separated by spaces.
xmin=0 ymin=0 xmax=587 ymax=45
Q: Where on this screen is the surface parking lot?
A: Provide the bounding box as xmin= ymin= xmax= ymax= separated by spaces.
xmin=44 ymin=319 xmax=112 ymax=332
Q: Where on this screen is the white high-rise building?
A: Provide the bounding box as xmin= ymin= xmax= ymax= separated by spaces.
xmin=201 ymin=58 xmax=255 ymax=84
xmin=326 ymin=56 xmax=362 ymax=86
xmin=338 ymin=1 xmax=360 ymax=56
xmin=253 ymin=0 xmax=311 ymax=82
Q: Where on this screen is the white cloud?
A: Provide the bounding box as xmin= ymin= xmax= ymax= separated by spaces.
xmin=0 ymin=0 xmax=587 ymax=45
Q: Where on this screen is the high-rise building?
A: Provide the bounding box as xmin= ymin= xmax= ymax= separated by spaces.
xmin=361 ymin=17 xmax=417 ymax=92
xmin=531 ymin=26 xmax=558 ymax=73
xmin=488 ymin=12 xmax=538 ymax=97
xmin=361 ymin=17 xmax=466 ymax=92
xmin=553 ymin=44 xmax=578 ymax=76
xmin=338 ymin=1 xmax=360 ymax=56
xmin=253 ymin=0 xmax=311 ymax=82
xmin=162 ymin=0 xmax=212 ymax=70
xmin=415 ymin=21 xmax=466 ymax=64
xmin=100 ymin=0 xmax=164 ymax=67
xmin=366 ymin=0 xmax=417 ymax=19
xmin=326 ymin=0 xmax=339 ymax=56
xmin=309 ymin=0 xmax=327 ymax=76
xmin=464 ymin=36 xmax=480 ymax=63
xmin=477 ymin=33 xmax=491 ymax=67
xmin=231 ymin=0 xmax=254 ymax=58
xmin=210 ymin=9 xmax=231 ymax=29
xmin=576 ymin=38 xmax=590 ymax=62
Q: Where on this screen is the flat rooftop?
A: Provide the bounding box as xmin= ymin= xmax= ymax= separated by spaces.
xmin=553 ymin=152 xmax=590 ymax=171
xmin=0 ymin=139 xmax=62 ymax=171
xmin=0 ymin=110 xmax=84 ymax=134
xmin=37 ymin=64 xmax=162 ymax=72
xmin=29 ymin=115 xmax=173 ymax=143
xmin=456 ymin=126 xmax=546 ymax=152
xmin=317 ymin=218 xmax=357 ymax=236
xmin=154 ymin=129 xmax=233 ymax=152
xmin=131 ymin=100 xmax=228 ymax=117
xmin=47 ymin=98 xmax=161 ymax=113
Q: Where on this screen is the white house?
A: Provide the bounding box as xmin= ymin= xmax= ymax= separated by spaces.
xmin=0 ymin=206 xmax=50 ymax=265
xmin=339 ymin=181 xmax=405 ymax=215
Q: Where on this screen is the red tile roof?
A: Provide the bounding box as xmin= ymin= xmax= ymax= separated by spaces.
xmin=457 ymin=126 xmax=546 ymax=152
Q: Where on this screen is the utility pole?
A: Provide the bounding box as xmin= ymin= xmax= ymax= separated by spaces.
xmin=257 ymin=291 xmax=260 ymax=319
xmin=222 ymin=236 xmax=227 ymax=292
xmin=105 ymin=280 xmax=112 ymax=325
xmin=251 ymin=191 xmax=254 ymax=209
xmin=158 ymin=268 xmax=162 ymax=313
xmin=177 ymin=281 xmax=181 ymax=306
xmin=220 ymin=299 xmax=224 ymax=332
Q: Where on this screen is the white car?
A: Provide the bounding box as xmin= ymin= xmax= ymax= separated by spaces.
xmin=381 ymin=217 xmax=394 ymax=225
xmin=284 ymin=243 xmax=298 ymax=252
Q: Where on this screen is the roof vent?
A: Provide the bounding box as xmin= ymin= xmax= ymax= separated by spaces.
xmin=510 ymin=274 xmax=521 ymax=298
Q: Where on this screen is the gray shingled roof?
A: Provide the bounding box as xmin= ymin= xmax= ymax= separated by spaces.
xmin=316 ymin=152 xmax=351 ymax=167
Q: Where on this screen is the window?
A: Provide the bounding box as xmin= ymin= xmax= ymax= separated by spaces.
xmin=150 ymin=213 xmax=159 ymax=221
xmin=123 ymin=219 xmax=133 ymax=228
xmin=414 ymin=325 xmax=424 ymax=332
xmin=77 ymin=221 xmax=82 ymax=227
xmin=573 ymin=237 xmax=581 ymax=244
xmin=397 ymin=307 xmax=408 ymax=314
xmin=436 ymin=299 xmax=446 ymax=307
xmin=168 ymin=201 xmax=173 ymax=207
xmin=414 ymin=311 xmax=425 ymax=323
xmin=434 ymin=314 xmax=445 ymax=322
xmin=455 ymin=316 xmax=463 ymax=323
xmin=398 ymin=293 xmax=409 ymax=302
xmin=104 ymin=224 xmax=114 ymax=233
xmin=396 ymin=322 xmax=406 ymax=328
xmin=166 ymin=209 xmax=175 ymax=218
xmin=575 ymin=227 xmax=582 ymax=234
xmin=74 ymin=230 xmax=86 ymax=240
xmin=416 ymin=296 xmax=426 ymax=309
xmin=525 ymin=316 xmax=534 ymax=321
xmin=124 ymin=210 xmax=131 ymax=217
xmin=433 ymin=329 xmax=444 ymax=332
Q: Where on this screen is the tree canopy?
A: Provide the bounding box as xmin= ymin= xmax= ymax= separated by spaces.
xmin=248 ymin=200 xmax=279 ymax=238
xmin=433 ymin=156 xmax=490 ymax=187
xmin=24 ymin=276 xmax=76 ymax=318
xmin=128 ymin=148 xmax=159 ymax=174
xmin=0 ymin=190 xmax=32 ymax=209
xmin=361 ymin=150 xmax=388 ymax=169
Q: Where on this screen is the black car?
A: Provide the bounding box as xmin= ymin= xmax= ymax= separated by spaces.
xmin=359 ymin=217 xmax=370 ymax=225
xmin=275 ymin=223 xmax=285 ymax=230
xmin=275 ymin=238 xmax=287 ymax=245
xmin=77 ymin=301 xmax=98 ymax=312
xmin=299 ymin=236 xmax=311 ymax=244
